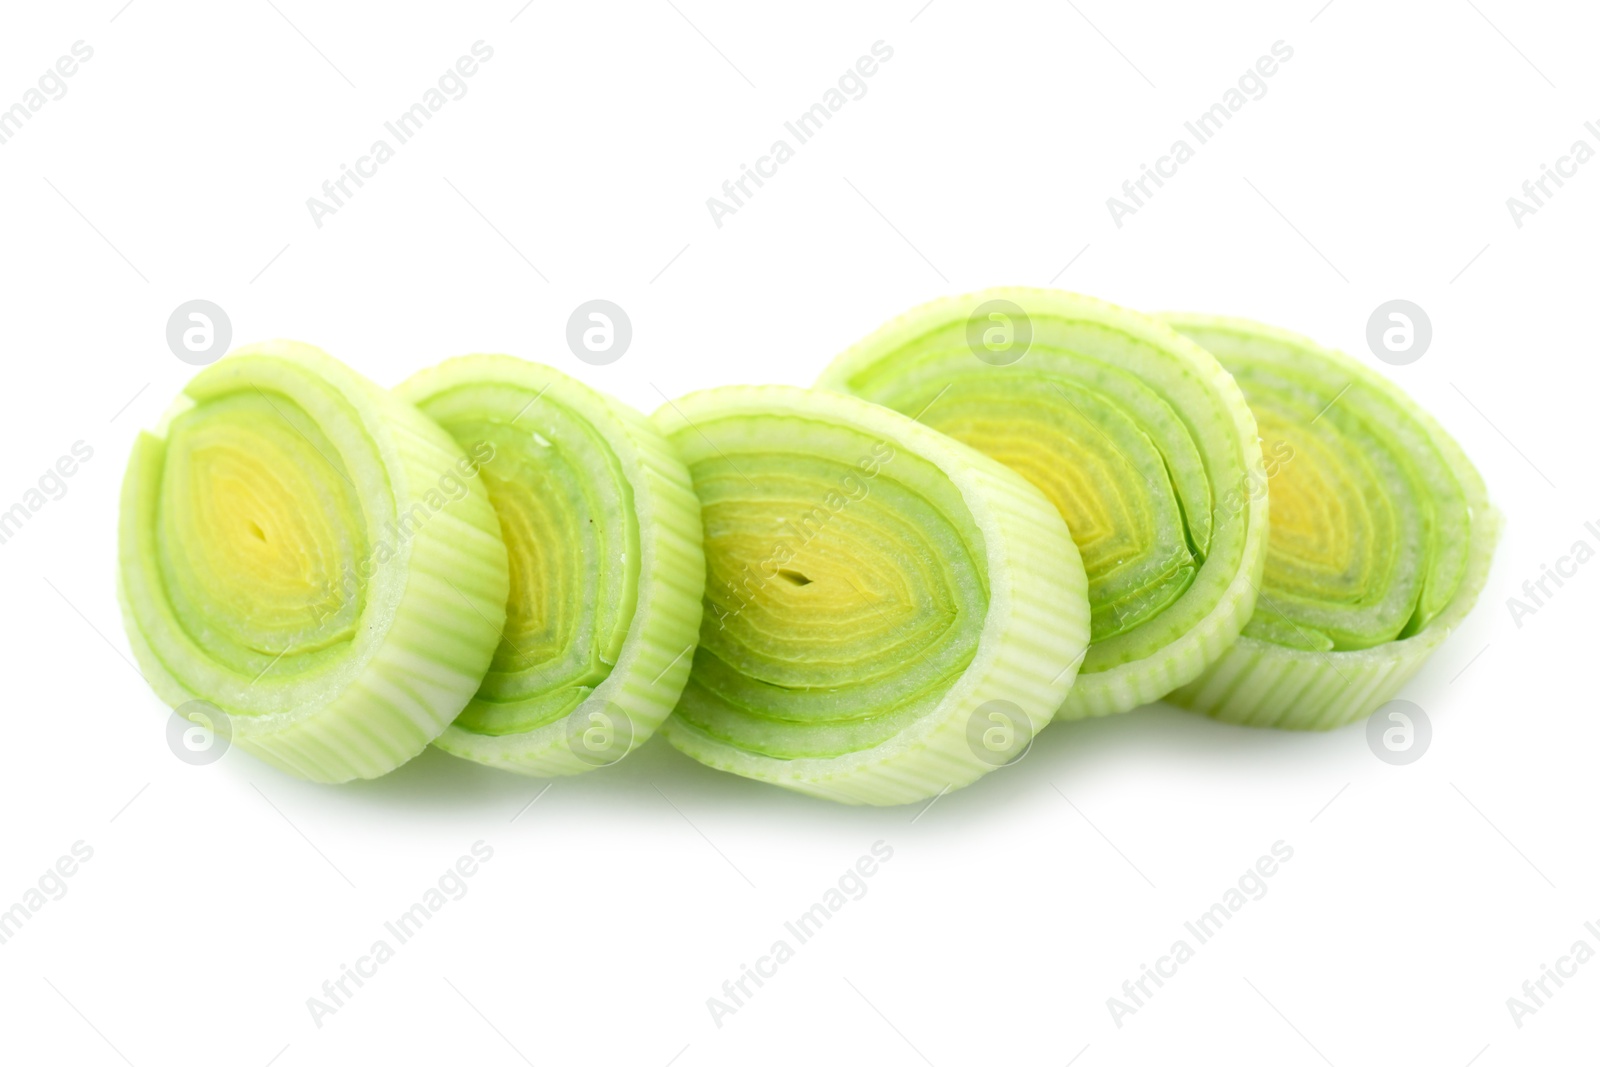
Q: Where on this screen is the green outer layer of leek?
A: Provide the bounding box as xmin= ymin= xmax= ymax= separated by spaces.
xmin=396 ymin=355 xmax=705 ymax=775
xmin=118 ymin=341 xmax=511 ymax=782
xmin=1162 ymin=315 xmax=1501 ymax=729
xmin=818 ymin=289 xmax=1268 ymax=720
xmin=651 ymin=384 xmax=1091 ymax=805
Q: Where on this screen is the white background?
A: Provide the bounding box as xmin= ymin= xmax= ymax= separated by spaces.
xmin=0 ymin=1 xmax=1594 ymax=1064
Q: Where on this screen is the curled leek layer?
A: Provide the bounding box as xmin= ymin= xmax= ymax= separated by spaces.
xmin=651 ymin=385 xmax=1090 ymax=805
xmin=818 ymin=289 xmax=1267 ymax=720
xmin=1161 ymin=316 xmax=1501 ymax=729
xmin=397 ymin=356 xmax=705 ymax=775
xmin=118 ymin=341 xmax=510 ymax=782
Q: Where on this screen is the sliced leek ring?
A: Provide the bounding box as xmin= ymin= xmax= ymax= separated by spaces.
xmin=118 ymin=341 xmax=511 ymax=782
xmin=396 ymin=356 xmax=705 ymax=775
xmin=818 ymin=289 xmax=1268 ymax=720
xmin=651 ymin=385 xmax=1090 ymax=805
xmin=1161 ymin=315 xmax=1501 ymax=729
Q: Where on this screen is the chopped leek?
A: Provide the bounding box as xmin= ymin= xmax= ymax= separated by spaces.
xmin=651 ymin=385 xmax=1091 ymax=805
xmin=118 ymin=341 xmax=511 ymax=782
xmin=1162 ymin=315 xmax=1500 ymax=728
xmin=396 ymin=355 xmax=705 ymax=774
xmin=818 ymin=289 xmax=1268 ymax=720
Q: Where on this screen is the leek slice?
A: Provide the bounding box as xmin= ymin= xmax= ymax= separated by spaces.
xmin=818 ymin=289 xmax=1268 ymax=720
xmin=118 ymin=341 xmax=511 ymax=782
xmin=397 ymin=356 xmax=705 ymax=774
xmin=1161 ymin=315 xmax=1501 ymax=728
xmin=651 ymin=385 xmax=1090 ymax=805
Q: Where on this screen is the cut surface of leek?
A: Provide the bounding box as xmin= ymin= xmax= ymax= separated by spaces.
xmin=1162 ymin=315 xmax=1501 ymax=729
xmin=818 ymin=289 xmax=1267 ymax=720
xmin=651 ymin=384 xmax=1090 ymax=805
xmin=118 ymin=341 xmax=510 ymax=782
xmin=397 ymin=355 xmax=705 ymax=775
